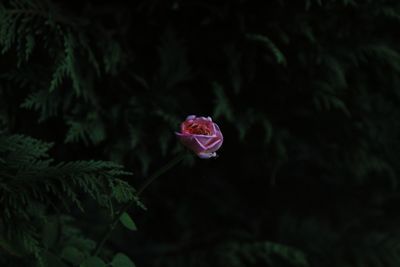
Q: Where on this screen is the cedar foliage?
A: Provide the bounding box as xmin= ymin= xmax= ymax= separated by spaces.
xmin=1 ymin=0 xmax=400 ymax=266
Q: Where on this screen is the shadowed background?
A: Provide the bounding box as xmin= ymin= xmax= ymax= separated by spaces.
xmin=1 ymin=0 xmax=400 ymax=266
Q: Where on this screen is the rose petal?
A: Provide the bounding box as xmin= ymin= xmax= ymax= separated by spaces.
xmin=193 ymin=134 xmax=216 ymax=146
xmin=213 ymin=124 xmax=223 ymax=140
xmin=176 ymin=132 xmax=207 ymax=154
xmin=199 ymin=116 xmax=211 ymax=121
xmin=204 ymin=139 xmax=223 ymax=153
xmin=176 ymin=116 xmax=223 ymax=159
xmin=197 ymin=152 xmax=217 ymax=159
xmin=186 ymin=115 xmax=196 ymax=120
xmin=181 ymin=117 xmax=214 ymax=135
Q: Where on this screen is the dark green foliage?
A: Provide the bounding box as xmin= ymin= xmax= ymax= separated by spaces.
xmin=0 ymin=134 xmax=138 ymax=265
xmin=2 ymin=0 xmax=400 ymax=266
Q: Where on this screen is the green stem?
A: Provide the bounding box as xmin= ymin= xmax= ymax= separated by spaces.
xmin=93 ymin=152 xmax=188 ymax=256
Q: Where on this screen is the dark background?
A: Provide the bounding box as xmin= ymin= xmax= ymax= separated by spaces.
xmin=2 ymin=0 xmax=400 ymax=266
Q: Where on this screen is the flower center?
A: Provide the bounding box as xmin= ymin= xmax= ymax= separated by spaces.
xmin=186 ymin=123 xmax=212 ymax=135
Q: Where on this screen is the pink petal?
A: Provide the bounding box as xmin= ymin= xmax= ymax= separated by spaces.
xmin=204 ymin=139 xmax=223 ymax=153
xmin=193 ymin=134 xmax=216 ymax=145
xmin=176 ymin=132 xmax=207 ymax=154
xmin=177 ymin=116 xmax=223 ymax=159
xmin=197 ymin=152 xmax=217 ymax=159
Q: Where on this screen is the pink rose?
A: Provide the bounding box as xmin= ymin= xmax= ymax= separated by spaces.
xmin=176 ymin=115 xmax=223 ymax=159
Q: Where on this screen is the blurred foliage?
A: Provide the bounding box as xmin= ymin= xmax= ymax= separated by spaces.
xmin=2 ymin=0 xmax=400 ymax=266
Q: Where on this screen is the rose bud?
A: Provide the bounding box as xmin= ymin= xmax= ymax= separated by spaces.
xmin=176 ymin=115 xmax=223 ymax=159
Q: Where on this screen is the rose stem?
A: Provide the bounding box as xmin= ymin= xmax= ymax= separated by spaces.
xmin=93 ymin=152 xmax=189 ymax=256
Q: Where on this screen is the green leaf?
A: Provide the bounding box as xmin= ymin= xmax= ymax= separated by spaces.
xmin=80 ymin=257 xmax=107 ymax=267
xmin=42 ymin=217 xmax=60 ymax=248
xmin=262 ymin=119 xmax=273 ymax=144
xmin=111 ymin=253 xmax=136 ymax=267
xmin=157 ymin=27 xmax=191 ymax=89
xmin=0 ymin=236 xmax=24 ymax=257
xmin=246 ymin=33 xmax=287 ymax=66
xmin=61 ymin=246 xmax=85 ymax=265
xmin=120 ymin=212 xmax=137 ymax=231
xmin=42 ymin=251 xmax=69 ymax=267
xmin=213 ymin=82 xmax=234 ymax=122
xmin=25 ymin=34 xmax=35 ymax=61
